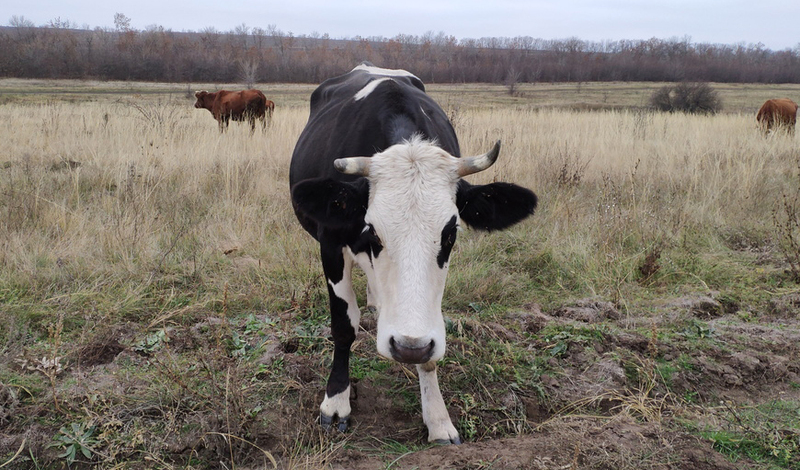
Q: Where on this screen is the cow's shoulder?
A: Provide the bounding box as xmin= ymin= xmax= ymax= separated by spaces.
xmin=351 ymin=63 xmax=425 ymax=92
xmin=212 ymin=90 xmax=232 ymax=104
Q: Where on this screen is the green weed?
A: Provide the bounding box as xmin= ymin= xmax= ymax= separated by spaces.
xmin=350 ymin=356 xmax=393 ymax=381
xmin=540 ymin=324 xmax=607 ymax=357
xmin=47 ymin=422 xmax=98 ymax=466
xmin=702 ymin=401 xmax=800 ymax=468
xmin=132 ymin=329 xmax=169 ymax=355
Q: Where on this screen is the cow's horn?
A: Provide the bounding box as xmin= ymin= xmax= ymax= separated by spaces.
xmin=334 ymin=157 xmax=371 ymax=176
xmin=457 ymin=140 xmax=501 ymax=177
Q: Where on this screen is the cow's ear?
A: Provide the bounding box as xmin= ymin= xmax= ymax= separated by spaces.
xmin=456 ymin=180 xmax=537 ymax=231
xmin=291 ymin=178 xmax=368 ymax=228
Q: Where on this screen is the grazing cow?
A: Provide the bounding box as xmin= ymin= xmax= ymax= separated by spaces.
xmin=756 ymin=98 xmax=798 ymax=134
xmin=194 ymin=89 xmax=271 ymax=132
xmin=289 ymin=63 xmax=538 ymax=444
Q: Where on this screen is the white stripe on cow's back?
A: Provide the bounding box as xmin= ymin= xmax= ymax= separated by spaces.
xmin=354 ymin=77 xmax=393 ymax=101
xmin=352 ymin=63 xmax=419 ymax=79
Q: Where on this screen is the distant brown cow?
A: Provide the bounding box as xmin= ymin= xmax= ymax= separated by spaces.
xmin=756 ymin=98 xmax=798 ymax=134
xmin=194 ymin=89 xmax=273 ymax=132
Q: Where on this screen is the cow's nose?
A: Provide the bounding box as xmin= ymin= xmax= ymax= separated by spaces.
xmin=389 ymin=336 xmax=435 ymax=364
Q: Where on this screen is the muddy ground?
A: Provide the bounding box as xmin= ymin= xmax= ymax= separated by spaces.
xmin=319 ymin=295 xmax=800 ymax=469
xmin=2 ymin=292 xmax=799 ymax=469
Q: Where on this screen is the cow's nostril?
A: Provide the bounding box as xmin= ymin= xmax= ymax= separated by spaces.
xmin=389 ymin=336 xmax=435 ymax=364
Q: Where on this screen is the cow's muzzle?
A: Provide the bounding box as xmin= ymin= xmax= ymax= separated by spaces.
xmin=389 ymin=336 xmax=435 ymax=364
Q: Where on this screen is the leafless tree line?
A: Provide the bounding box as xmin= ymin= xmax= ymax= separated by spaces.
xmin=2 ymin=17 xmax=799 ymax=84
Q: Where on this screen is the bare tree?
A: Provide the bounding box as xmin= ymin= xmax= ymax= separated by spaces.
xmin=114 ymin=13 xmax=131 ymax=32
xmin=47 ymin=17 xmax=76 ymax=29
xmin=9 ymin=15 xmax=35 ymax=28
xmin=238 ymin=58 xmax=258 ymax=88
xmin=505 ymin=67 xmax=522 ymax=96
xmin=0 ymin=23 xmax=798 ymax=84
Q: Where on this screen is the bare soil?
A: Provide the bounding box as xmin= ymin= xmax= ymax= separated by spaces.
xmin=2 ymin=291 xmax=799 ymax=469
xmin=324 ymin=295 xmax=799 ymax=470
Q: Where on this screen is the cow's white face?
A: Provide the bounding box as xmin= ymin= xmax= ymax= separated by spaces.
xmin=351 ymin=139 xmax=461 ymax=364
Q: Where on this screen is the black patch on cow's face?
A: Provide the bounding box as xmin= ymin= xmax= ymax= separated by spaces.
xmin=349 ymin=223 xmax=383 ymax=260
xmin=437 ymin=216 xmax=458 ymax=268
xmin=456 ymin=180 xmax=538 ymax=232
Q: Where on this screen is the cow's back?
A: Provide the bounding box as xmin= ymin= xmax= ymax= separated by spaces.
xmin=758 ymin=98 xmax=798 ymax=128
xmin=290 ymin=66 xmax=459 ymax=186
xmin=759 ymin=98 xmax=797 ymax=115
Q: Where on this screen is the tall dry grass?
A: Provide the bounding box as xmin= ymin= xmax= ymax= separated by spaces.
xmin=1 ymin=98 xmax=316 ymax=321
xmin=1 ymin=92 xmax=798 ymax=321
xmin=451 ymin=106 xmax=798 ymax=304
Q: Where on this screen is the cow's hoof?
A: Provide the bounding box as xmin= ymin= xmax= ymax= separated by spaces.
xmin=319 ymin=413 xmax=350 ymax=433
xmin=432 ymin=436 xmax=462 ymax=445
xmin=337 ymin=416 xmax=350 ymax=432
xmin=320 ymin=413 xmax=334 ymax=430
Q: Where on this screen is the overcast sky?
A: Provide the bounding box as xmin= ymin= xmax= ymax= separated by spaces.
xmin=7 ymin=0 xmax=800 ymax=50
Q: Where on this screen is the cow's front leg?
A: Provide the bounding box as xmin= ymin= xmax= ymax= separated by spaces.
xmin=319 ymin=245 xmax=360 ymax=432
xmin=417 ymin=361 xmax=461 ymax=444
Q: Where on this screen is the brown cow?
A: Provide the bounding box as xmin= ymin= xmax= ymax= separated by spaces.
xmin=194 ymin=89 xmax=273 ymax=132
xmin=756 ymin=98 xmax=798 ymax=134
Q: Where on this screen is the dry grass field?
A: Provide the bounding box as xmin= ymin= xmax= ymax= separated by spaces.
xmin=1 ymin=78 xmax=800 ymax=469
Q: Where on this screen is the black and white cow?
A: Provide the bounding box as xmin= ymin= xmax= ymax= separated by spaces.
xmin=289 ymin=63 xmax=538 ymax=444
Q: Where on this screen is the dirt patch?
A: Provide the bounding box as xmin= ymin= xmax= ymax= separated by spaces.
xmin=293 ymin=295 xmax=799 ymax=469
xmin=553 ymin=298 xmax=621 ymax=323
xmin=3 ymin=292 xmax=800 ymax=469
xmin=337 ymin=417 xmax=740 ymax=470
xmin=75 ymin=339 xmax=125 ymax=366
xmin=767 ymin=293 xmax=800 ymax=319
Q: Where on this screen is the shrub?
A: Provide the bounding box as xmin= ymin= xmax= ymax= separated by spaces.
xmin=649 ymin=82 xmax=722 ymax=114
